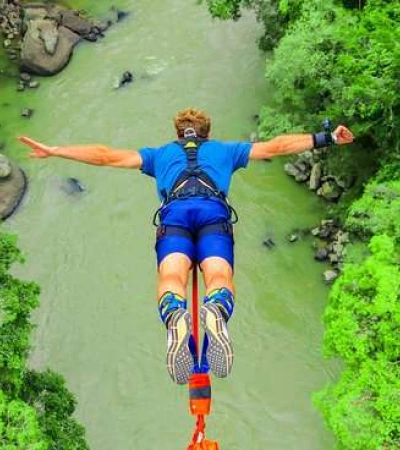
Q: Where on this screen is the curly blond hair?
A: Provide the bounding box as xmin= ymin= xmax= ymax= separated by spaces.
xmin=173 ymin=108 xmax=211 ymax=138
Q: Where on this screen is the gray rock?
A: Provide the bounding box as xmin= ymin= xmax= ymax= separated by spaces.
xmin=336 ymin=231 xmax=350 ymax=244
xmin=84 ymin=32 xmax=97 ymax=42
xmin=23 ymin=6 xmax=48 ymax=23
xmin=317 ymin=180 xmax=342 ymax=201
xmin=309 ymin=162 xmax=322 ymax=190
xmin=0 ymin=154 xmax=11 ymax=178
xmin=0 ymin=161 xmax=27 ymax=220
xmin=297 ymin=150 xmax=314 ymax=165
xmin=284 ymin=162 xmax=300 ymax=178
xmin=21 ymin=108 xmax=33 ymax=118
xmin=321 ymin=219 xmax=335 ymax=227
xmin=263 ymin=237 xmax=275 ymax=249
xmin=93 ymin=21 xmax=109 ymax=32
xmin=318 ymin=227 xmax=331 ymax=239
xmin=16 ymin=82 xmax=25 ymax=92
xmin=20 ymin=72 xmax=31 ymax=82
xmin=287 ymin=234 xmax=298 ymax=243
xmin=66 ymin=177 xmax=85 ymax=193
xmin=295 ymin=172 xmax=309 ymax=182
xmin=335 ymin=175 xmax=355 ymax=190
xmin=311 ymin=227 xmax=320 ymax=236
xmin=28 ymin=80 xmax=40 ymax=88
xmin=323 ymin=270 xmax=339 ymax=284
xmin=21 ymin=23 xmax=80 ymax=75
xmin=293 ymin=160 xmax=311 ymax=182
xmin=328 ymin=253 xmax=339 ymax=264
xmin=314 ymin=248 xmax=328 ymax=261
xmin=294 ymin=161 xmax=309 ymax=173
xmin=60 ymin=9 xmax=92 ymax=36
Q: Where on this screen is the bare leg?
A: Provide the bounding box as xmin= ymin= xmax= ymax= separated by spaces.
xmin=200 ymin=256 xmax=234 ymax=295
xmin=157 ymin=252 xmax=192 ymax=299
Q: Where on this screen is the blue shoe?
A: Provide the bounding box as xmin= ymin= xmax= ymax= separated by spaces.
xmin=159 ymin=293 xmax=194 ymax=384
xmin=200 ymin=289 xmax=234 ymax=378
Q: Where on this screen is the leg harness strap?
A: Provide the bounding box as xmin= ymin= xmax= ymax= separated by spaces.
xmin=156 ymin=222 xmax=233 ymax=241
xmin=158 ymin=292 xmax=187 ymax=324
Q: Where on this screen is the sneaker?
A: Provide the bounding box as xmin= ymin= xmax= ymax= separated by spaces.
xmin=166 ymin=308 xmax=194 ymax=384
xmin=200 ymin=303 xmax=233 ymax=378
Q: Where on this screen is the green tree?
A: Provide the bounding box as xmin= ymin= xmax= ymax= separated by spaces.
xmin=0 ymin=390 xmax=48 ymax=450
xmin=0 ymin=229 xmax=89 ymax=448
xmin=315 ymin=358 xmax=400 ymax=450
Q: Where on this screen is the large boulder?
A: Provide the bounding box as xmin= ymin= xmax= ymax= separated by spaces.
xmin=0 ymin=158 xmax=27 ymax=220
xmin=22 ymin=6 xmax=49 ymax=23
xmin=60 ymin=9 xmax=93 ymax=36
xmin=0 ymin=154 xmax=11 ymax=178
xmin=20 ymin=20 xmax=80 ymax=75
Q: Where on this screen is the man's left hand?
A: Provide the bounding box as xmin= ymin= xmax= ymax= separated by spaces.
xmin=333 ymin=125 xmax=354 ymax=145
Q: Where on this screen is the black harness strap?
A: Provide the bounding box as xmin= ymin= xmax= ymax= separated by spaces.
xmin=156 ymin=222 xmax=233 ymax=241
xmin=153 ymin=136 xmax=239 ymax=226
xmin=170 ymin=138 xmax=221 ymax=197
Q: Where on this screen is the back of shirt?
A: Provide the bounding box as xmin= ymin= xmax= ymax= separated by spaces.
xmin=139 ymin=140 xmax=252 ymax=200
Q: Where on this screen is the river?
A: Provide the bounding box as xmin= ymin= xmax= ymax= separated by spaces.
xmin=1 ymin=1 xmax=336 ymax=448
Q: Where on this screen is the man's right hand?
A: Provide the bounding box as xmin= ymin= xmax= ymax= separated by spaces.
xmin=18 ymin=136 xmax=57 ymax=158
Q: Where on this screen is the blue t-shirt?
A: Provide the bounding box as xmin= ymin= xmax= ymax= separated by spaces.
xmin=139 ymin=140 xmax=252 ymax=200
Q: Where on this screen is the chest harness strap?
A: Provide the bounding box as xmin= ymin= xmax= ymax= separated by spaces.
xmin=152 ymin=129 xmax=238 ymax=227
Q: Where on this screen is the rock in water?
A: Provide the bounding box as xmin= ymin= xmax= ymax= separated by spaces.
xmin=263 ymin=237 xmax=275 ymax=248
xmin=65 ymin=177 xmax=85 ymax=194
xmin=323 ymin=270 xmax=339 ymax=284
xmin=21 ymin=20 xmax=81 ymax=76
xmin=21 ymin=108 xmax=34 ymax=118
xmin=0 ymin=154 xmax=11 ymax=178
xmin=115 ymin=70 xmax=134 ymax=89
xmin=0 ymin=160 xmax=27 ymax=220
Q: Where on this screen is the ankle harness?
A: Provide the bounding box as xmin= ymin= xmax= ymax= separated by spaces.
xmin=204 ymin=288 xmax=235 ymax=321
xmin=158 ymin=292 xmax=187 ymax=324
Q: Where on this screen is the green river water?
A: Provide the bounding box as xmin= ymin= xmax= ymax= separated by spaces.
xmin=0 ymin=1 xmax=337 ymax=448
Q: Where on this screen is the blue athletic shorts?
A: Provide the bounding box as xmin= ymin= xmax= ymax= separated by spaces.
xmin=155 ymin=197 xmax=234 ymax=268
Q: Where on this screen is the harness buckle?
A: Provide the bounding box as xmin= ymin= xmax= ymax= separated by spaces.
xmin=156 ymin=224 xmax=166 ymax=238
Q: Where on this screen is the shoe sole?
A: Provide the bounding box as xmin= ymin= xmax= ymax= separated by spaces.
xmin=167 ymin=309 xmax=193 ymax=384
xmin=200 ymin=303 xmax=233 ymax=378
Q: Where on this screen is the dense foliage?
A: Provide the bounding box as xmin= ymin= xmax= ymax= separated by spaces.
xmin=204 ymin=0 xmax=400 ymax=191
xmin=316 ymin=223 xmax=400 ymax=449
xmin=0 ymin=230 xmax=88 ymax=449
xmin=201 ymin=1 xmax=400 ymax=449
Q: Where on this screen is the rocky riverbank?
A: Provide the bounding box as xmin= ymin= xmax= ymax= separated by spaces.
xmin=0 ymin=0 xmax=129 ymax=219
xmin=0 ymin=0 xmax=111 ymax=75
xmin=282 ymin=148 xmax=353 ymax=283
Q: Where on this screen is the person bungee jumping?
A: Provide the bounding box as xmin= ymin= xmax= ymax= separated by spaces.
xmin=19 ymin=108 xmax=354 ymax=384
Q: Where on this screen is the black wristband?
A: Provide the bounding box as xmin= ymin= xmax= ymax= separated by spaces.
xmin=313 ymin=131 xmax=334 ymax=149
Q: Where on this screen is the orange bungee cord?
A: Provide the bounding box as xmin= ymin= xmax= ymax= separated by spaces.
xmin=186 ymin=267 xmax=220 ymax=450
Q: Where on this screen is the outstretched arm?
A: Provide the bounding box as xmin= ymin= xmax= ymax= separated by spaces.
xmin=18 ymin=136 xmax=143 ymax=169
xmin=249 ymin=125 xmax=354 ymax=160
